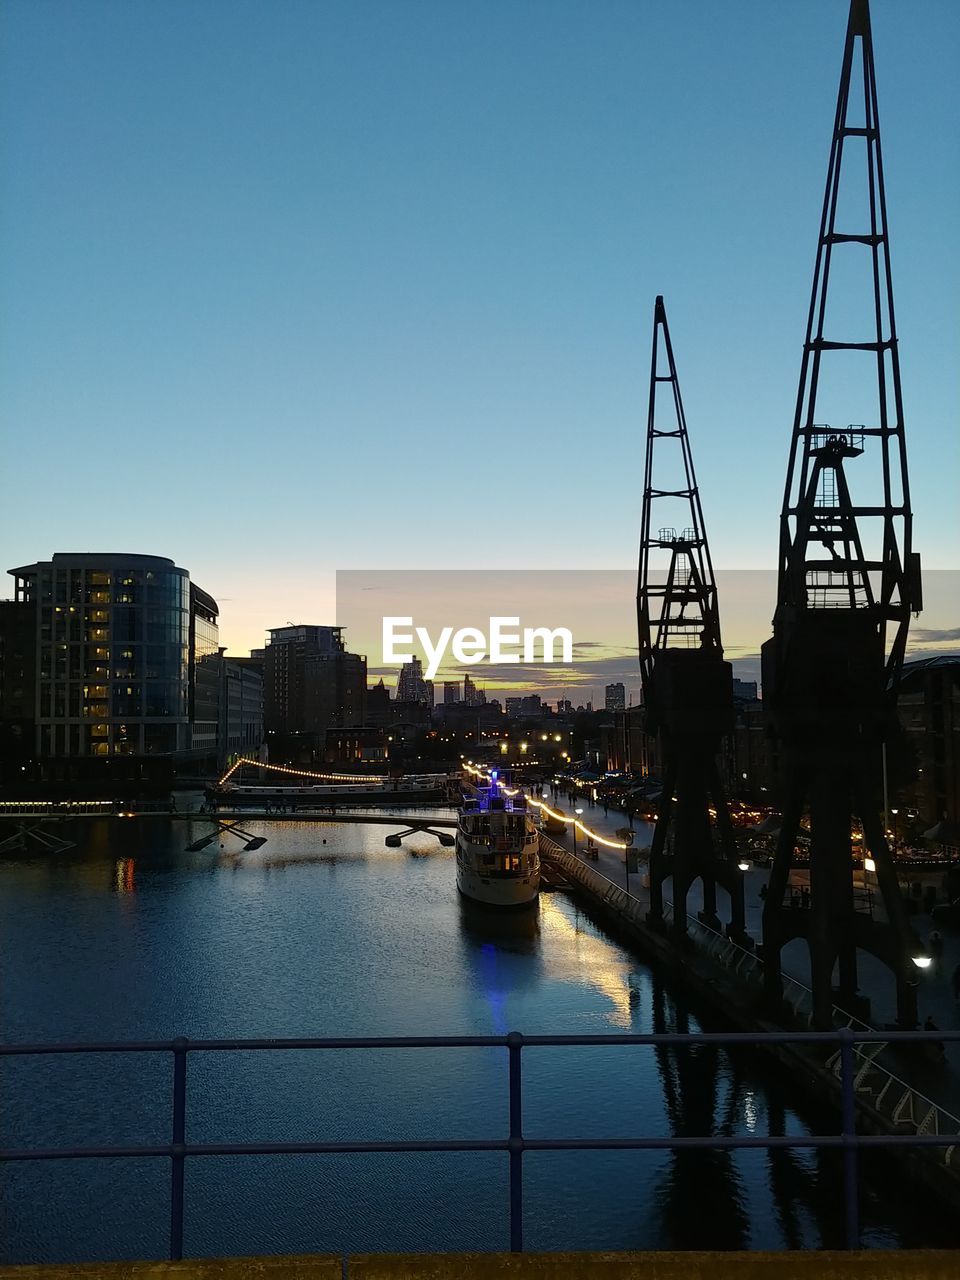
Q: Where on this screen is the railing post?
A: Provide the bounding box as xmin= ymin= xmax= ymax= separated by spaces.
xmin=506 ymin=1031 xmax=524 ymax=1253
xmin=838 ymin=1026 xmax=860 ymax=1249
xmin=169 ymin=1037 xmax=188 ymax=1261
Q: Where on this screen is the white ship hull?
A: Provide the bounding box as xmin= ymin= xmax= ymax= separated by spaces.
xmin=454 ymin=824 xmax=541 ymax=908
xmin=455 ymin=853 xmax=540 ymax=908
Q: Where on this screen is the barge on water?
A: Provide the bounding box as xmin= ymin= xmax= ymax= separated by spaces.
xmin=208 ymin=775 xmax=447 ymax=808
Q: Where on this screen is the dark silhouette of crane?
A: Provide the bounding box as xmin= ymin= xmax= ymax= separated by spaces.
xmin=760 ymin=0 xmax=924 ymax=1029
xmin=637 ymin=296 xmax=747 ymax=945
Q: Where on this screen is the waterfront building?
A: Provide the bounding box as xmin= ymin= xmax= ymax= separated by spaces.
xmin=723 ymin=694 xmax=777 ymax=804
xmin=602 ymin=706 xmax=657 ymax=777
xmin=321 ymin=726 xmax=388 ymax=765
xmin=366 ymin=678 xmax=392 ymax=726
xmin=216 ymin=652 xmax=264 ymax=771
xmin=0 ymin=599 xmax=37 ymax=779
xmin=6 ymin=553 xmax=221 ymax=783
xmin=605 ymin=682 xmax=626 ymax=712
xmin=263 ymin=625 xmax=365 ymax=737
xmin=898 ymin=656 xmax=960 ymax=827
xmin=732 ymin=678 xmax=759 ymax=702
xmin=190 ymin=584 xmax=220 ymax=762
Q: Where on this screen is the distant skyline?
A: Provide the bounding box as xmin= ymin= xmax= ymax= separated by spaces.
xmin=338 ymin=569 xmax=960 ymax=703
xmin=2 ymin=0 xmax=958 ymax=657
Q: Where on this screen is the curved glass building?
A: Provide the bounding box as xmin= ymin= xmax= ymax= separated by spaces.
xmin=9 ymin=553 xmax=217 ymax=766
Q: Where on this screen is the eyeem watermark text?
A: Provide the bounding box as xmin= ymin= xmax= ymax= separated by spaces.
xmin=383 ymin=616 xmax=574 ymax=680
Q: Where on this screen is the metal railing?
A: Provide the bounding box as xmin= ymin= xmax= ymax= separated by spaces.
xmin=3 ymin=1027 xmax=960 ymax=1262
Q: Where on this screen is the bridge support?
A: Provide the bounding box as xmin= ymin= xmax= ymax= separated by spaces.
xmin=385 ymin=827 xmax=455 ymax=848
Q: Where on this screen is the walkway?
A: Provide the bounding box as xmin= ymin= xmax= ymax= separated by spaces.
xmin=527 ymin=782 xmax=960 ymax=1118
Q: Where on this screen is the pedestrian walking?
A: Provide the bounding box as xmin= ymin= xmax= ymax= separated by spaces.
xmin=929 ymin=929 xmax=944 ymax=970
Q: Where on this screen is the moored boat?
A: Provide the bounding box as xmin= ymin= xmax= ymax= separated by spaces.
xmin=455 ymin=774 xmax=540 ymax=908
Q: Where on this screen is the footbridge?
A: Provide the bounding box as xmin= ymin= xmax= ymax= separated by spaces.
xmin=185 ymin=811 xmax=457 ymax=852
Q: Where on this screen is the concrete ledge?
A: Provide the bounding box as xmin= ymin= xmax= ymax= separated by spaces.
xmin=4 ymin=1255 xmax=960 ymax=1280
xmin=348 ymin=1254 xmax=959 ymax=1279
xmin=0 ymin=1258 xmax=339 ymax=1280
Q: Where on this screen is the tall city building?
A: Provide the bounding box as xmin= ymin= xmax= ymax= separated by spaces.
xmin=605 ymin=683 xmax=626 ymax=712
xmin=396 ymin=656 xmax=431 ymax=704
xmin=263 ymin=625 xmax=366 ymax=737
xmin=462 ymin=673 xmax=485 ymax=707
xmin=443 ymin=681 xmax=461 ymax=704
xmin=7 ymin=553 xmax=219 ymax=769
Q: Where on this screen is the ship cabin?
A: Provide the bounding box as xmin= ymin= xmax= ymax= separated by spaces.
xmin=459 ymin=783 xmax=538 ymax=868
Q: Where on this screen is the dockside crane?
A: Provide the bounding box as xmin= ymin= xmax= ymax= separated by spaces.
xmin=637 ymin=296 xmax=747 ymax=945
xmin=760 ymin=0 xmax=924 ymax=1029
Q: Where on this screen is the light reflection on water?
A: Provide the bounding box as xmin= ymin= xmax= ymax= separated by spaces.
xmin=0 ymin=816 xmax=955 ymax=1261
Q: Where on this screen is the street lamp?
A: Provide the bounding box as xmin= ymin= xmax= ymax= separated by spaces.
xmin=891 ymin=807 xmax=899 ymax=850
xmin=618 ymin=827 xmax=635 ymax=894
xmin=573 ymin=807 xmax=584 ymax=857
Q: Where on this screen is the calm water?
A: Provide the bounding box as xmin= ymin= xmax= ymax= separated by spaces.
xmin=0 ymin=814 xmax=954 ymax=1261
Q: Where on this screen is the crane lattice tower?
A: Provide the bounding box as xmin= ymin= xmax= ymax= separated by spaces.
xmin=760 ymin=0 xmax=924 ymax=1029
xmin=637 ymin=296 xmax=747 ymax=945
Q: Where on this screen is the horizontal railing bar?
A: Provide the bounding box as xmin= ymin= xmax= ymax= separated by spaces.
xmin=3 ymin=1029 xmax=959 ymax=1056
xmin=0 ymin=1140 xmax=508 ymax=1161
xmin=5 ymin=1132 xmax=960 ymax=1164
xmin=0 ymin=1036 xmax=507 ymax=1056
xmin=513 ymin=1031 xmax=960 ymax=1046
xmin=522 ymin=1134 xmax=960 ymax=1150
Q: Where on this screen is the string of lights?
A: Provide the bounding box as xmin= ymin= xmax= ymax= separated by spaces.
xmin=461 ymin=762 xmax=631 ymax=851
xmin=218 ymin=759 xmax=389 ymax=787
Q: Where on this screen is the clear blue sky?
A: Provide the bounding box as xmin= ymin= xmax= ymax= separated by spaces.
xmin=2 ymin=0 xmax=957 ymax=654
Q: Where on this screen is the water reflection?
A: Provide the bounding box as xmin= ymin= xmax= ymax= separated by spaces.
xmin=650 ymin=975 xmax=750 ymax=1248
xmin=113 ymin=858 xmax=135 ymax=894
xmin=458 ymin=897 xmax=541 ymax=948
xmin=539 ymin=896 xmax=640 ymax=1029
xmin=764 ymin=1093 xmax=848 ymax=1249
